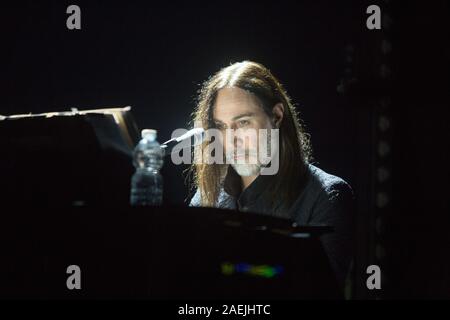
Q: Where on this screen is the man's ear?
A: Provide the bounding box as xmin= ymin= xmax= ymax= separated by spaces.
xmin=272 ymin=103 xmax=284 ymax=128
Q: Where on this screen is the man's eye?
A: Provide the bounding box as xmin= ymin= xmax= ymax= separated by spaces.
xmin=215 ymin=123 xmax=225 ymax=129
xmin=239 ymin=120 xmax=249 ymax=126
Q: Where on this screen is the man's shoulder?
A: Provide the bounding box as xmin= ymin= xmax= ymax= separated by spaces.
xmin=304 ymin=163 xmax=355 ymax=217
xmin=306 ymin=163 xmax=352 ymax=195
xmin=290 ymin=163 xmax=353 ymax=223
xmin=188 ymin=187 xmax=236 ymax=209
xmin=189 ymin=188 xmax=201 ymax=207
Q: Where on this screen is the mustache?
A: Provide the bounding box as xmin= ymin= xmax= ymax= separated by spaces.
xmin=225 ymin=149 xmax=258 ymax=157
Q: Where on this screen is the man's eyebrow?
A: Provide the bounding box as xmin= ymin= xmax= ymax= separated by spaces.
xmin=213 ymin=119 xmax=225 ymax=124
xmin=231 ymin=112 xmax=255 ymax=121
xmin=213 ymin=112 xmax=255 ymax=125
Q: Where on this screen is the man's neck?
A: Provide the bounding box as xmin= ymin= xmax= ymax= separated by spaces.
xmin=241 ymin=175 xmax=259 ymax=190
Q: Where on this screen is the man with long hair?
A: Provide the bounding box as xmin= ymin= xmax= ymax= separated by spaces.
xmin=189 ymin=61 xmax=354 ymax=289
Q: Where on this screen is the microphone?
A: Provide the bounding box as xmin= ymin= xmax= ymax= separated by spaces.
xmin=161 ymin=128 xmax=205 ymax=157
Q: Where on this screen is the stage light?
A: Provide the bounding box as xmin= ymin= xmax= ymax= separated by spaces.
xmin=378 ymin=115 xmax=391 ymax=132
xmin=376 ymin=192 xmax=389 ymax=208
xmin=377 ymin=166 xmax=390 ymax=183
xmin=377 ymin=141 xmax=391 ymax=158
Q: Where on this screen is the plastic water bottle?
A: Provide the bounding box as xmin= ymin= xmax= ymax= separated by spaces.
xmin=130 ymin=129 xmax=164 ymax=206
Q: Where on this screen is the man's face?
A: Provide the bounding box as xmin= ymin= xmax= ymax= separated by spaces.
xmin=212 ymin=87 xmax=275 ymax=176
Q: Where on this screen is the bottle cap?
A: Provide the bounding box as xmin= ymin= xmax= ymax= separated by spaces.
xmin=141 ymin=129 xmax=157 ymax=141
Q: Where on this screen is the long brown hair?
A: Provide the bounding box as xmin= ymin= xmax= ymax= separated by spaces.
xmin=190 ymin=61 xmax=312 ymax=214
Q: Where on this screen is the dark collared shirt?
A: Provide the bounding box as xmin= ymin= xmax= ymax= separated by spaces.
xmin=189 ymin=163 xmax=354 ymax=288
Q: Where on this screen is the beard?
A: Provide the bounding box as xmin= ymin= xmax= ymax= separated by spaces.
xmin=225 ymin=150 xmax=261 ymax=177
xmin=224 ymin=127 xmax=278 ymax=177
xmin=231 ymin=163 xmax=261 ymax=177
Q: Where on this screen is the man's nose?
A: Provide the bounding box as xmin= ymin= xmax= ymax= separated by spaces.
xmin=232 ymin=129 xmax=245 ymax=149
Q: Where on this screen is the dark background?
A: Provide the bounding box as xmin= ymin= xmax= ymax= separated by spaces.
xmin=1 ymin=0 xmax=449 ymax=298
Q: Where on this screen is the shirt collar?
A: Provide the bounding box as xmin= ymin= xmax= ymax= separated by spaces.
xmin=223 ymin=165 xmax=276 ymax=207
